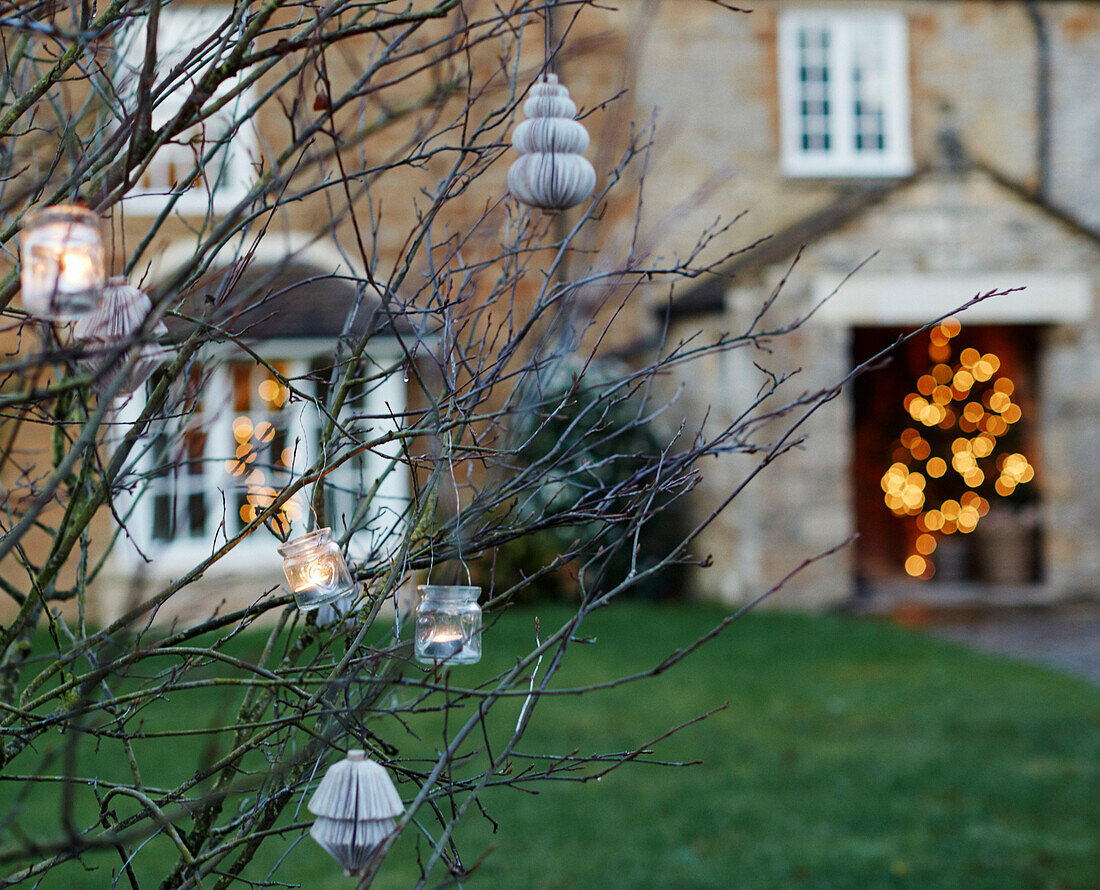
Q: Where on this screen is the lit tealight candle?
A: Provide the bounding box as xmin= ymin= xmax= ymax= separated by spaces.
xmin=305 ymin=557 xmax=338 ymax=591
xmin=420 ymin=630 xmax=464 ymax=661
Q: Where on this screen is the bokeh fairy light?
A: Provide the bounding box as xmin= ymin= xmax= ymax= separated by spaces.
xmin=879 ymin=318 xmax=1034 ymax=579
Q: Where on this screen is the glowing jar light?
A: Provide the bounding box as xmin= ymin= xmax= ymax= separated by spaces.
xmin=414 ymin=585 xmax=482 ymax=665
xmin=277 ymin=528 xmax=355 ymax=611
xmin=19 ymin=204 xmax=106 ymax=319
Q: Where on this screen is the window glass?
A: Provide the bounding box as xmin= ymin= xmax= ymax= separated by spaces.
xmin=147 ymin=363 xmax=209 ymax=542
xmin=224 ymin=360 xmax=305 ymax=537
xmin=850 ymin=22 xmax=888 ymax=154
xmin=779 ymin=11 xmax=912 ymax=177
xmin=135 ymin=351 xmax=407 ymax=564
xmin=144 ymin=358 xmax=307 ymax=546
xmin=796 ymin=25 xmax=831 ymax=152
xmin=114 ymin=6 xmax=256 ymax=215
xmin=310 ymin=357 xmax=408 ymax=559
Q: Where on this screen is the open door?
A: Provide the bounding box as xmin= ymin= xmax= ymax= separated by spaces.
xmin=851 ymin=322 xmax=1043 ymax=589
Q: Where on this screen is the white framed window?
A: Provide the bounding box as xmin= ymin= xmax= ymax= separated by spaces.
xmin=778 ymin=10 xmax=912 ymax=178
xmin=121 ymin=347 xmax=408 ymax=572
xmin=115 ymin=5 xmax=257 ymax=216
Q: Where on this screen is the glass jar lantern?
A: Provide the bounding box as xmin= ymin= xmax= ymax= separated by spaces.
xmin=19 ymin=204 xmax=106 ymax=319
xmin=415 ymin=585 xmax=482 ymax=665
xmin=277 ymin=528 xmax=356 ymax=611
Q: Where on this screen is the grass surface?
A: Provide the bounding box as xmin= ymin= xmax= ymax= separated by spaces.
xmin=4 ymin=604 xmax=1099 ymax=889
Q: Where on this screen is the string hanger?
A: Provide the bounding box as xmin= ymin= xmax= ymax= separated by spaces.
xmin=544 ymin=2 xmax=555 ymax=73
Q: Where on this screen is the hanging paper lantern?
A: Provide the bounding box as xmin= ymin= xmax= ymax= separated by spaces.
xmin=507 ymin=74 xmax=596 ymax=211
xmin=72 ymin=277 xmax=168 ymax=395
xmin=308 ymin=750 xmax=404 ymax=876
xmin=19 ymin=204 xmax=106 ymax=319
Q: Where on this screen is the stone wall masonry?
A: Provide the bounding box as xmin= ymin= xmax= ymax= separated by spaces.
xmin=676 ymin=163 xmax=1099 ymax=608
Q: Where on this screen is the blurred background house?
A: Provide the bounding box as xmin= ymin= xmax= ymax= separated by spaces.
xmin=620 ymin=1 xmax=1100 ymax=610
xmin=4 ymin=1 xmax=1097 ymax=620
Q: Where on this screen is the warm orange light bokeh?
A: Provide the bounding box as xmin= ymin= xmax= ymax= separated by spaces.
xmin=880 ymin=321 xmax=1035 ymax=578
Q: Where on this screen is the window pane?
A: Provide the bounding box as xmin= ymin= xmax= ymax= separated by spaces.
xmin=152 ymin=492 xmax=174 ymax=541
xmin=225 ymin=360 xmax=302 ymax=537
xmin=115 ymin=6 xmax=256 ymax=215
xmin=141 ymin=355 xmax=404 ymax=553
xmin=233 ymin=363 xmax=251 ymax=412
xmin=796 ymin=26 xmax=832 ymax=154
xmin=148 ymin=365 xmax=208 ymax=543
xmin=188 ymin=493 xmax=206 ymax=537
xmin=309 ymin=356 xmax=401 ymax=550
xmin=850 ymin=24 xmax=888 ymax=154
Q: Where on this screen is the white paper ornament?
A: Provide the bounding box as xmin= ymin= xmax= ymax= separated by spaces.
xmin=71 ymin=277 xmax=168 ymax=395
xmin=507 ymin=73 xmax=596 ymax=211
xmin=308 ymin=750 xmax=404 ymax=876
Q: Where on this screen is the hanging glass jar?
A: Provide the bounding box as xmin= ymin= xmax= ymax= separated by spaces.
xmin=19 ymin=204 xmax=106 ymax=319
xmin=414 ymin=585 xmax=482 ymax=665
xmin=277 ymin=528 xmax=356 ymax=611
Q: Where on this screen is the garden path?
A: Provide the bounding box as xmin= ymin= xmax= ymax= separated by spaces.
xmin=924 ymin=604 xmax=1100 ymax=684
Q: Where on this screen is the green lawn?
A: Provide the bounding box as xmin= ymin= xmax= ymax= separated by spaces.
xmin=4 ymin=604 xmax=1099 ymax=888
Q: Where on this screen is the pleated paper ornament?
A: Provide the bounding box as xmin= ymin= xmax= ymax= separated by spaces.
xmin=72 ymin=277 xmax=168 ymax=395
xmin=507 ymin=73 xmax=596 ymax=211
xmin=308 ymin=750 xmax=404 ymax=876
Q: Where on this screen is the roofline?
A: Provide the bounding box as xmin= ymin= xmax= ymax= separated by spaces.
xmin=657 ymin=171 xmax=923 ymax=321
xmin=658 ymin=161 xmax=1100 ymax=322
xmin=972 ymin=159 xmax=1100 ymax=250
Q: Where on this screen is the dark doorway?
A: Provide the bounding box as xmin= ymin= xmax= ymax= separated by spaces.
xmin=851 ymin=323 xmax=1043 ymax=589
